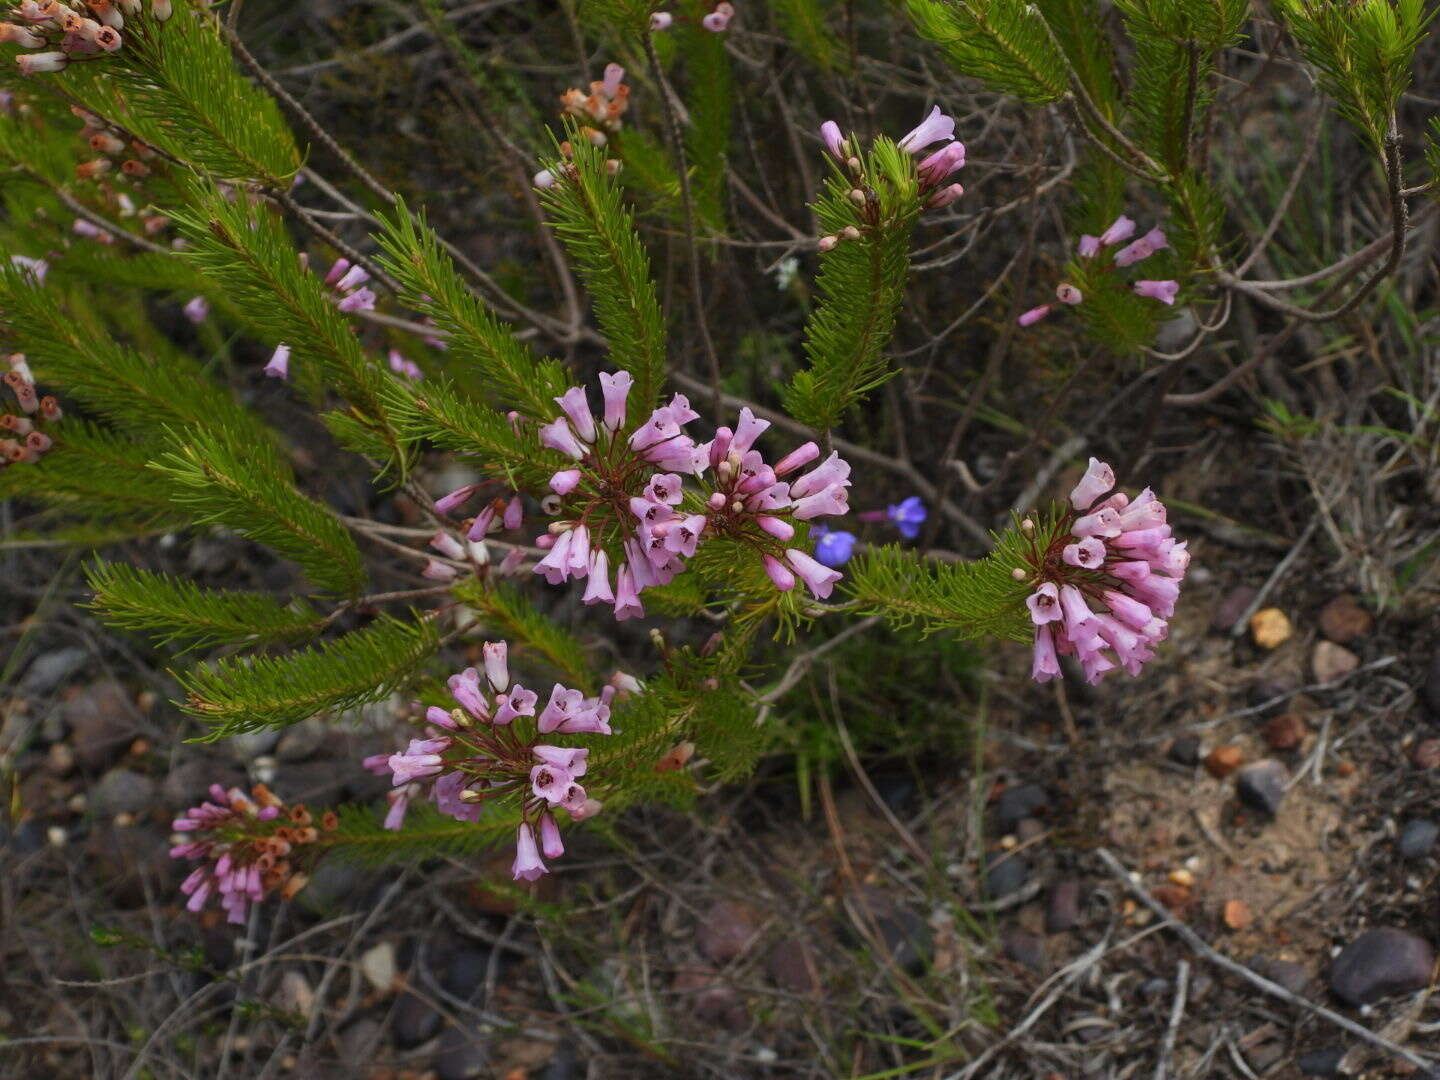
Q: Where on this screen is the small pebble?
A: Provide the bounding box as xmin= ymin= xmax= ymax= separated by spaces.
xmin=1235 ymin=760 xmax=1289 ymax=817
xmin=1167 ymin=735 xmax=1202 ymax=766
xmin=1318 ymin=595 xmax=1372 ymax=643
xmin=1424 ymin=647 xmax=1440 ymax=721
xmin=1312 ymin=640 xmax=1360 ymax=683
xmin=1045 ymin=879 xmax=1082 ymax=933
xmin=1411 ymin=738 xmax=1440 ymax=769
xmin=697 ymin=900 xmax=764 ymax=965
xmin=1223 ymin=899 xmax=1252 ymax=930
xmin=994 ymin=783 xmax=1049 ymax=833
xmin=1211 ymin=586 xmax=1257 ymax=632
xmin=1253 ymin=956 xmax=1310 ymax=995
xmin=1000 ymin=929 xmax=1045 ymax=973
xmin=984 ymin=853 xmax=1029 ymax=899
xmin=361 ymin=941 xmax=397 ymax=993
xmin=1296 ymin=1047 xmax=1345 ymax=1077
xmin=1249 ymin=608 xmax=1292 ymax=649
xmin=1167 ymin=868 xmax=1195 ymax=888
xmin=1397 ymin=819 xmax=1439 ymax=860
xmin=1205 ymin=744 xmax=1244 ymax=779
xmin=1329 ymin=928 xmax=1435 ymax=1006
xmin=1262 ymin=713 xmax=1307 ymax=751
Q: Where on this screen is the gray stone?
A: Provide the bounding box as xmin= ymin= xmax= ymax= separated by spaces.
xmin=538 ymin=1042 xmax=578 ymax=1080
xmin=984 ymin=853 xmax=1029 ymax=899
xmin=162 ymin=759 xmax=244 ymax=808
xmin=65 ymin=680 xmax=141 ymax=772
xmin=765 ymin=939 xmax=819 ymax=994
xmin=1253 ymin=957 xmax=1311 ymax=996
xmin=1296 ymin=1046 xmax=1345 ymax=1076
xmin=270 ymin=760 xmax=347 ymax=805
xmin=1167 ymin=735 xmax=1202 ymax=766
xmin=20 ymin=647 xmax=89 ymax=696
xmin=1329 ymin=928 xmax=1435 ymax=1006
xmin=276 ymin=720 xmax=327 ymax=763
xmin=439 ymin=944 xmax=494 ymax=1003
xmin=1423 ymin=647 xmax=1440 ymax=722
xmin=1001 ymin=929 xmax=1045 ymax=973
xmin=874 ymin=909 xmax=932 ymax=975
xmin=1235 ymin=759 xmax=1289 ymax=817
xmin=90 ymin=769 xmax=158 ymax=817
xmin=391 ymin=991 xmax=442 ymax=1049
xmin=1398 ymin=819 xmax=1439 ymax=860
xmin=1045 ymin=878 xmax=1082 ymax=933
xmin=226 ymin=730 xmax=280 ymax=762
xmin=995 ymin=783 xmax=1049 ymax=833
xmin=434 ymin=1025 xmax=489 ymax=1079
xmin=697 ymin=900 xmax=763 ymax=966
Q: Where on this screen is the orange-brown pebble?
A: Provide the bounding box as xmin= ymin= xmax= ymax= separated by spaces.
xmin=1205 ymin=745 xmax=1244 ymax=778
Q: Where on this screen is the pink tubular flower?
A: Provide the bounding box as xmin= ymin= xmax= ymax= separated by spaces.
xmin=550 ymin=469 xmax=581 ymax=495
xmin=1113 ymin=227 xmax=1168 ymax=268
xmin=701 ymin=4 xmax=731 ymax=31
xmin=1097 ymin=215 xmax=1136 ymax=247
xmin=1026 ymin=582 xmax=1062 ymax=625
xmin=649 ymin=11 xmax=672 ymax=29
xmin=598 ymin=370 xmax=632 ymax=431
xmin=555 ymin=386 xmax=597 ymax=443
xmin=1062 ymin=537 xmax=1106 ymax=569
xmin=763 ymin=555 xmax=795 ymax=592
xmin=785 ymin=548 xmax=841 ymax=599
xmin=435 ymin=484 xmax=478 ymax=515
xmin=916 ymin=141 xmax=965 ymax=188
xmin=1017 ymin=305 xmax=1051 ymax=327
xmin=0 ymin=23 xmax=46 ymax=48
xmin=820 ymin=120 xmax=845 ymax=161
xmin=1031 ymin=625 xmax=1061 ymax=682
xmin=17 ymin=51 xmax=68 ymax=75
xmin=1055 ymin=283 xmax=1082 ymax=306
xmin=925 ymin=183 xmax=965 ymax=211
xmin=183 ymin=296 xmax=210 ymax=324
xmin=512 ymin=824 xmax=547 ymax=881
xmin=1068 ymin=457 xmax=1114 ymax=511
xmin=1133 ymin=280 xmax=1179 ymax=305
xmin=898 ymin=106 xmax=955 ymax=155
xmin=263 ymin=344 xmax=291 ymax=380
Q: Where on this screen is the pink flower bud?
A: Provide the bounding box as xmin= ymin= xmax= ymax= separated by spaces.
xmin=1017 ymin=305 xmax=1051 ymax=327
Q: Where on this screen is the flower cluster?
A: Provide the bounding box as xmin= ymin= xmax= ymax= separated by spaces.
xmin=363 ymin=642 xmax=616 ymax=881
xmin=1018 ymin=215 xmax=1180 ymax=327
xmin=1020 ymin=458 xmax=1187 ymax=684
xmin=264 ymin=259 xmax=380 ymax=381
xmin=817 ymin=105 xmax=966 ymax=233
xmin=560 ymin=63 xmax=629 ymax=146
xmin=4 ymin=0 xmax=171 ymax=78
xmin=2 ymin=353 xmax=63 ymax=466
xmin=68 ymin=104 xmax=160 ymax=182
xmin=170 ymin=783 xmax=333 ymax=924
xmin=526 ymin=372 xmax=851 ymax=618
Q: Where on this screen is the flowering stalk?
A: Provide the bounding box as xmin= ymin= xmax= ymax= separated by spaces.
xmin=1018 ymin=214 xmax=1181 ymax=327
xmin=363 ymin=642 xmax=611 ymax=881
xmin=1018 ymin=458 xmax=1187 ymax=684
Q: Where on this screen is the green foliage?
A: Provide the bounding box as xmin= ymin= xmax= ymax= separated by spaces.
xmin=783 ymin=139 xmax=922 ymax=431
xmin=166 ymin=181 xmax=405 ymax=469
xmin=0 ymin=423 xmax=183 ymax=531
xmin=373 ymin=198 xmax=571 ymax=418
xmin=772 ymin=0 xmax=847 ymax=72
xmin=1063 ymin=255 xmax=1167 ymax=354
xmin=327 ymin=800 xmax=519 ymax=867
xmin=86 ymin=561 xmax=325 ymax=651
xmin=150 ymin=428 xmax=366 ymax=596
xmin=452 ymin=579 xmax=595 ymax=691
xmin=1114 ymin=0 xmax=1248 ymax=173
xmin=384 ymin=376 xmax=556 ymax=490
xmin=0 ymin=266 xmax=276 ymax=448
xmin=66 ymin=6 xmax=299 ymax=182
xmin=538 ymin=130 xmax=667 ymax=411
xmin=676 ymin=10 xmax=733 ymax=230
xmin=1274 ymin=0 xmax=1431 ymax=153
xmin=1038 ymin=0 xmax=1120 ymax=116
xmin=845 ymin=528 xmax=1040 ymax=645
xmin=176 ymin=615 xmax=441 ymax=737
xmin=903 ymin=0 xmax=1069 ymax=103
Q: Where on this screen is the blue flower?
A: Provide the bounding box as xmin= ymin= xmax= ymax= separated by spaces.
xmin=812 ymin=527 xmax=858 ymax=568
xmin=886 ymin=496 xmax=928 ymax=540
